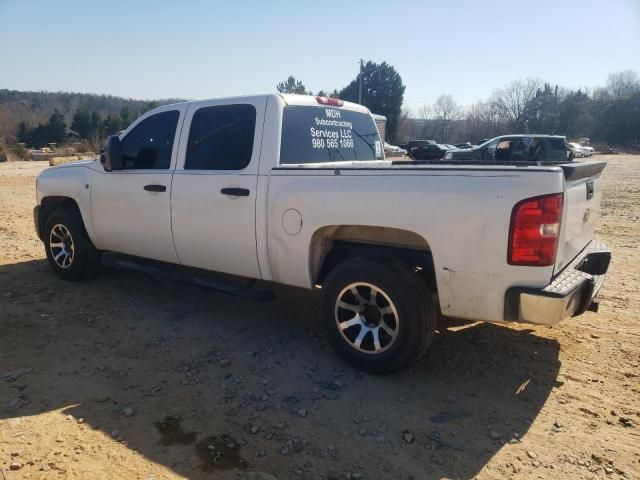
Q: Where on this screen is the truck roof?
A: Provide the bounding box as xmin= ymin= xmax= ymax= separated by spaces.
xmin=278 ymin=94 xmax=370 ymax=113
xmin=491 ymin=134 xmax=566 ymax=140
xmin=158 ymin=93 xmax=371 ymax=115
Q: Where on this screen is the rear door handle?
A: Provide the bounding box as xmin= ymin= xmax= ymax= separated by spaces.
xmin=221 ymin=187 xmax=250 ymax=197
xmin=144 ymin=184 xmax=166 ymax=192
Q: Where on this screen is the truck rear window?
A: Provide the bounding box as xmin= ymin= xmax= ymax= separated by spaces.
xmin=280 ymin=106 xmax=383 ymax=164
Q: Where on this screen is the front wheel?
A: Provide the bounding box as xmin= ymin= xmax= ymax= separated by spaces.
xmin=322 ymin=257 xmax=436 ymax=374
xmin=44 ymin=208 xmax=100 ymax=281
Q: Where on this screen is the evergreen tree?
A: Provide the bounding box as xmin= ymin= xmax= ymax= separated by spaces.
xmin=71 ymin=109 xmax=92 ymax=139
xmin=119 ymin=107 xmax=132 ymax=130
xmin=556 ymin=90 xmax=594 ymax=138
xmin=46 ymin=109 xmax=66 ymax=143
xmin=276 ymin=75 xmax=310 ymax=95
xmin=103 ymin=114 xmax=122 ymax=136
xmin=16 ymin=121 xmax=31 ymax=144
xmin=89 ymin=111 xmax=103 ymax=138
xmin=522 ymin=84 xmax=560 ymax=133
xmin=339 ymin=61 xmax=405 ymax=142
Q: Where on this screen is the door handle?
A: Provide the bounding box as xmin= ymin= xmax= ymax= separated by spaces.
xmin=144 ymin=184 xmax=167 ymax=192
xmin=221 ymin=187 xmax=250 ymax=197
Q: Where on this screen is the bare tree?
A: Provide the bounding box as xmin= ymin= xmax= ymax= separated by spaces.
xmin=463 ymin=101 xmax=504 ymax=142
xmin=418 ymin=104 xmax=431 ymax=120
xmin=395 ymin=108 xmax=414 ymax=143
xmin=418 ymin=104 xmax=434 ymax=139
xmin=491 ymin=78 xmax=541 ymax=129
xmin=432 ymin=95 xmax=462 ymax=143
xmin=606 ymin=70 xmax=640 ymax=98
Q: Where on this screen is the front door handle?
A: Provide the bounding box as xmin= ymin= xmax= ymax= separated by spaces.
xmin=144 ymin=184 xmax=167 ymax=192
xmin=221 ymin=187 xmax=250 ymax=197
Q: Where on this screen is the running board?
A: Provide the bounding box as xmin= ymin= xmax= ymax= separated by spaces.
xmin=101 ymin=253 xmax=275 ymax=301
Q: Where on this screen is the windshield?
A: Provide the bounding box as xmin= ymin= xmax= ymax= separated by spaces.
xmin=478 ymin=137 xmax=502 ymax=148
xmin=280 ymin=106 xmax=384 ymax=164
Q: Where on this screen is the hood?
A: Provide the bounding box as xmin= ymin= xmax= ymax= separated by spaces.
xmin=49 ymin=158 xmax=99 ymax=169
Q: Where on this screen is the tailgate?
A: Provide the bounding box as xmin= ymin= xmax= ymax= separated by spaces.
xmin=555 ymin=162 xmax=607 ymax=272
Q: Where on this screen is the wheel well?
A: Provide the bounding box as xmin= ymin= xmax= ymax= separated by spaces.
xmin=38 ymin=196 xmax=82 ymax=239
xmin=311 ymin=226 xmax=437 ymax=294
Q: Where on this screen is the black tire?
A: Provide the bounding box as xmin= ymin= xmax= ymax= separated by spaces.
xmin=44 ymin=208 xmax=100 ymax=281
xmin=322 ymin=257 xmax=437 ymax=374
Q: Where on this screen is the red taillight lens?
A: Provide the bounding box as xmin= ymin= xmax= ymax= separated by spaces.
xmin=508 ymin=193 xmax=563 ymax=266
xmin=315 ymin=96 xmax=343 ymax=107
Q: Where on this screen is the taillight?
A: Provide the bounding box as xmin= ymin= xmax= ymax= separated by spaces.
xmin=315 ymin=96 xmax=343 ymax=107
xmin=508 ymin=193 xmax=563 ymax=266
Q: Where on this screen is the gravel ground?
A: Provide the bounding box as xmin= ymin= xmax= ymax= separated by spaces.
xmin=0 ymin=156 xmax=638 ymax=480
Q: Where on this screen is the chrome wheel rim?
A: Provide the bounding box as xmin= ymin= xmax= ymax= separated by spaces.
xmin=335 ymin=282 xmax=399 ymax=354
xmin=49 ymin=224 xmax=75 ymax=269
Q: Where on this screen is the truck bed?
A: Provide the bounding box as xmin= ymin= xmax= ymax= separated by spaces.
xmin=267 ymin=160 xmax=606 ymax=323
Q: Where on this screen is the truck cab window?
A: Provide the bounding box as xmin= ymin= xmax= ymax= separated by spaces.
xmin=120 ymin=110 xmax=179 ymax=169
xmin=280 ymin=106 xmax=383 ymax=165
xmin=185 ymin=104 xmax=256 ymax=170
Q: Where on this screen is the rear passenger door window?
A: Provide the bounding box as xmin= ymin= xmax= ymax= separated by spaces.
xmin=185 ymin=104 xmax=256 ymax=170
xmin=509 ymin=137 xmax=531 ymax=161
xmin=494 ymin=140 xmax=513 ymax=161
xmin=541 ymin=138 xmax=569 ymax=162
xmin=120 ymin=110 xmax=179 ymax=169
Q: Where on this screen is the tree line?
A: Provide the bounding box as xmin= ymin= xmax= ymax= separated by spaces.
xmin=16 ymin=107 xmax=138 ymax=149
xmin=398 ymin=70 xmax=640 ymax=147
xmin=0 ymin=89 xmax=180 ymax=150
xmin=277 ymin=68 xmax=639 ymax=147
xmin=2 ymin=67 xmax=638 ymax=151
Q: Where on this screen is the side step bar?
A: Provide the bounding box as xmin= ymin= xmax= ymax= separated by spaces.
xmin=101 ymin=253 xmax=275 ymax=301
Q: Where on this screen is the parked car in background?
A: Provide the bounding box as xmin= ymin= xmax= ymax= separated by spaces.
xmin=569 ymin=142 xmax=587 ymax=158
xmin=581 ymin=145 xmax=594 ymax=157
xmin=454 ymin=142 xmax=475 ymax=149
xmin=445 ymin=135 xmax=570 ymax=163
xmin=403 ymin=139 xmax=436 ymax=152
xmin=409 ymin=143 xmax=456 ymax=160
xmin=384 ymin=142 xmax=407 ymax=156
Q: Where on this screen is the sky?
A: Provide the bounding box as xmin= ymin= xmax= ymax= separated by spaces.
xmin=1 ymin=0 xmax=639 ymax=112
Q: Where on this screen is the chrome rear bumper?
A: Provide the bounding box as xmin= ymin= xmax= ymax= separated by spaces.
xmin=504 ymin=240 xmax=611 ymax=325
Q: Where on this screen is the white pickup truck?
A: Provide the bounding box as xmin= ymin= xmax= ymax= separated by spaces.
xmin=34 ymin=94 xmax=611 ymax=373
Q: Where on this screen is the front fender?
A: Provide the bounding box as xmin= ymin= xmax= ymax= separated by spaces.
xmin=36 ymin=164 xmax=97 ymax=244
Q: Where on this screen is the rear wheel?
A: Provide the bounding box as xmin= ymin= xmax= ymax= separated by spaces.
xmin=322 ymin=257 xmax=436 ymax=374
xmin=44 ymin=208 xmax=100 ymax=281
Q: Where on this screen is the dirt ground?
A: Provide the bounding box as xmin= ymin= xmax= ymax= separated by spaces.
xmin=0 ymin=156 xmax=638 ymax=480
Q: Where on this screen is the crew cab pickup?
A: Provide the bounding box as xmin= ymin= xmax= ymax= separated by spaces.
xmin=34 ymin=94 xmax=611 ymax=373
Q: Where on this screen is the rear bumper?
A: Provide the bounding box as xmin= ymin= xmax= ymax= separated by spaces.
xmin=504 ymin=240 xmax=611 ymax=325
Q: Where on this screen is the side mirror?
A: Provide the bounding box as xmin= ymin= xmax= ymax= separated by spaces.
xmin=100 ymin=135 xmax=123 ymax=171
